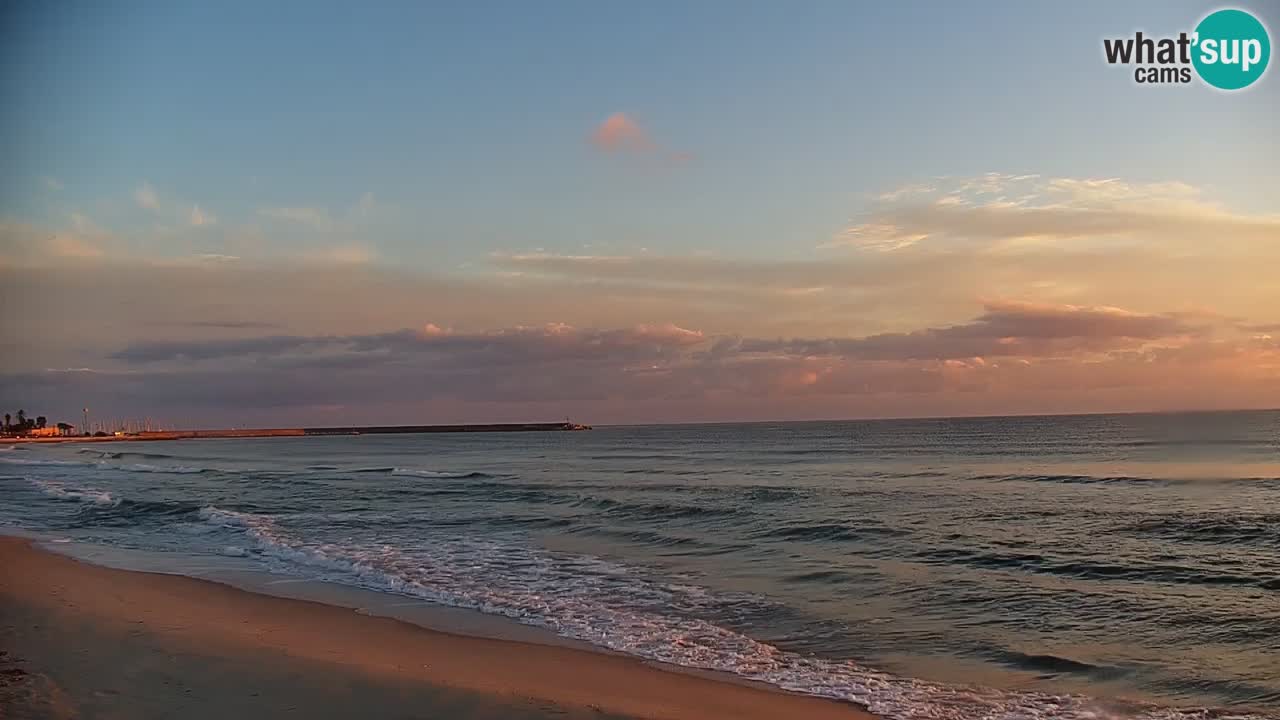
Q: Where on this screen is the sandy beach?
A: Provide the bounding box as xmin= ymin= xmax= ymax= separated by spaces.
xmin=0 ymin=537 xmax=875 ymax=720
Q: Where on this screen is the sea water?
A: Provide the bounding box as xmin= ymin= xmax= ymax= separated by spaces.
xmin=2 ymin=411 xmax=1278 ymax=719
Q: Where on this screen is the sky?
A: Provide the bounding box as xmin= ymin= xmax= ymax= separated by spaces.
xmin=1 ymin=0 xmax=1278 ymax=426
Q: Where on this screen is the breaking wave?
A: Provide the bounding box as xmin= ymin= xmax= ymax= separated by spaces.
xmin=27 ymin=478 xmax=118 ymax=506
xmin=193 ymin=505 xmax=1272 ymax=720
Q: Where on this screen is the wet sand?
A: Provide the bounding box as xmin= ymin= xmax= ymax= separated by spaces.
xmin=0 ymin=537 xmax=875 ymax=719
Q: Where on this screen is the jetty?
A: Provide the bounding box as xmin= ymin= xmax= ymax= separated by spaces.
xmin=6 ymin=421 xmax=591 ymax=444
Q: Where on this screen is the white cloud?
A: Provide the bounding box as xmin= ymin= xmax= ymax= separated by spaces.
xmin=876 ymin=182 xmax=936 ymax=202
xmin=311 ymin=243 xmax=374 ymax=264
xmin=135 ymin=182 xmax=160 ymax=211
xmin=145 ymin=254 xmax=242 ymax=268
xmin=48 ymin=234 xmax=103 ymax=258
xmin=829 ymin=174 xmax=1280 ymax=251
xmin=189 ymin=204 xmax=216 ymax=227
xmin=43 ymin=177 xmax=64 ymax=191
xmin=132 ymin=182 xmax=218 ymax=230
xmin=70 ymin=212 xmax=101 ymax=235
xmin=259 ymin=206 xmax=333 ymax=231
xmin=826 ymin=223 xmax=929 ymax=252
xmin=0 ymin=215 xmax=107 ymax=261
xmin=261 ymin=193 xmax=384 ymax=232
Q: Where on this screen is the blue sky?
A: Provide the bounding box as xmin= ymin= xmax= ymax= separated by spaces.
xmin=4 ymin=0 xmax=1276 ymax=265
xmin=2 ymin=1 xmax=1278 ymax=424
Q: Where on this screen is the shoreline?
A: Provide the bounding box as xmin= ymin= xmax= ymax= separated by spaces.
xmin=0 ymin=536 xmax=876 ymax=720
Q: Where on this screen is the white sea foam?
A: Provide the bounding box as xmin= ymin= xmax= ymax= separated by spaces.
xmin=0 ymin=457 xmax=85 ymax=467
xmin=29 ymin=478 xmax=118 ymax=506
xmin=391 ymin=468 xmax=487 ymax=479
xmin=1 ymin=455 xmax=205 ymax=475
xmin=197 ymin=505 xmax=1273 ymax=720
xmin=119 ymin=463 xmax=206 ymax=475
xmin=14 ymin=451 xmax=251 ymax=476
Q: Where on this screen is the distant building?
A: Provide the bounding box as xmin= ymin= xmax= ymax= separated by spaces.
xmin=29 ymin=427 xmax=62 ymax=437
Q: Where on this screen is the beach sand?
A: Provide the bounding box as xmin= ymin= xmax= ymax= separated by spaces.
xmin=0 ymin=537 xmax=876 ymax=719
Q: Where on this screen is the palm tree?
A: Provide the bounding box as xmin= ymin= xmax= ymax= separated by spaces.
xmin=2 ymin=413 xmax=9 ymax=431
xmin=36 ymin=416 xmax=47 ymax=429
xmin=16 ymin=410 xmax=25 ymax=428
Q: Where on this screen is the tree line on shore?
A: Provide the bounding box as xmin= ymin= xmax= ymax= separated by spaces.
xmin=1 ymin=409 xmax=74 ymax=437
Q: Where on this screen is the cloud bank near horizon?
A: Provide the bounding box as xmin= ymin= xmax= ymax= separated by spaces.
xmin=4 ymin=300 xmax=1276 ymax=426
xmin=2 ymin=172 xmax=1277 ymax=424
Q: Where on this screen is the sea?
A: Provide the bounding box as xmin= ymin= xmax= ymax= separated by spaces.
xmin=2 ymin=410 xmax=1278 ymax=720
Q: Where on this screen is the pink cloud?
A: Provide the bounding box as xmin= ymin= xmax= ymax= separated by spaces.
xmin=590 ymin=112 xmax=652 ymax=152
xmin=589 ymin=113 xmax=693 ymax=166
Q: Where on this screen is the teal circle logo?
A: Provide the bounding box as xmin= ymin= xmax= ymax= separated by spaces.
xmin=1192 ymin=9 xmax=1270 ymax=90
